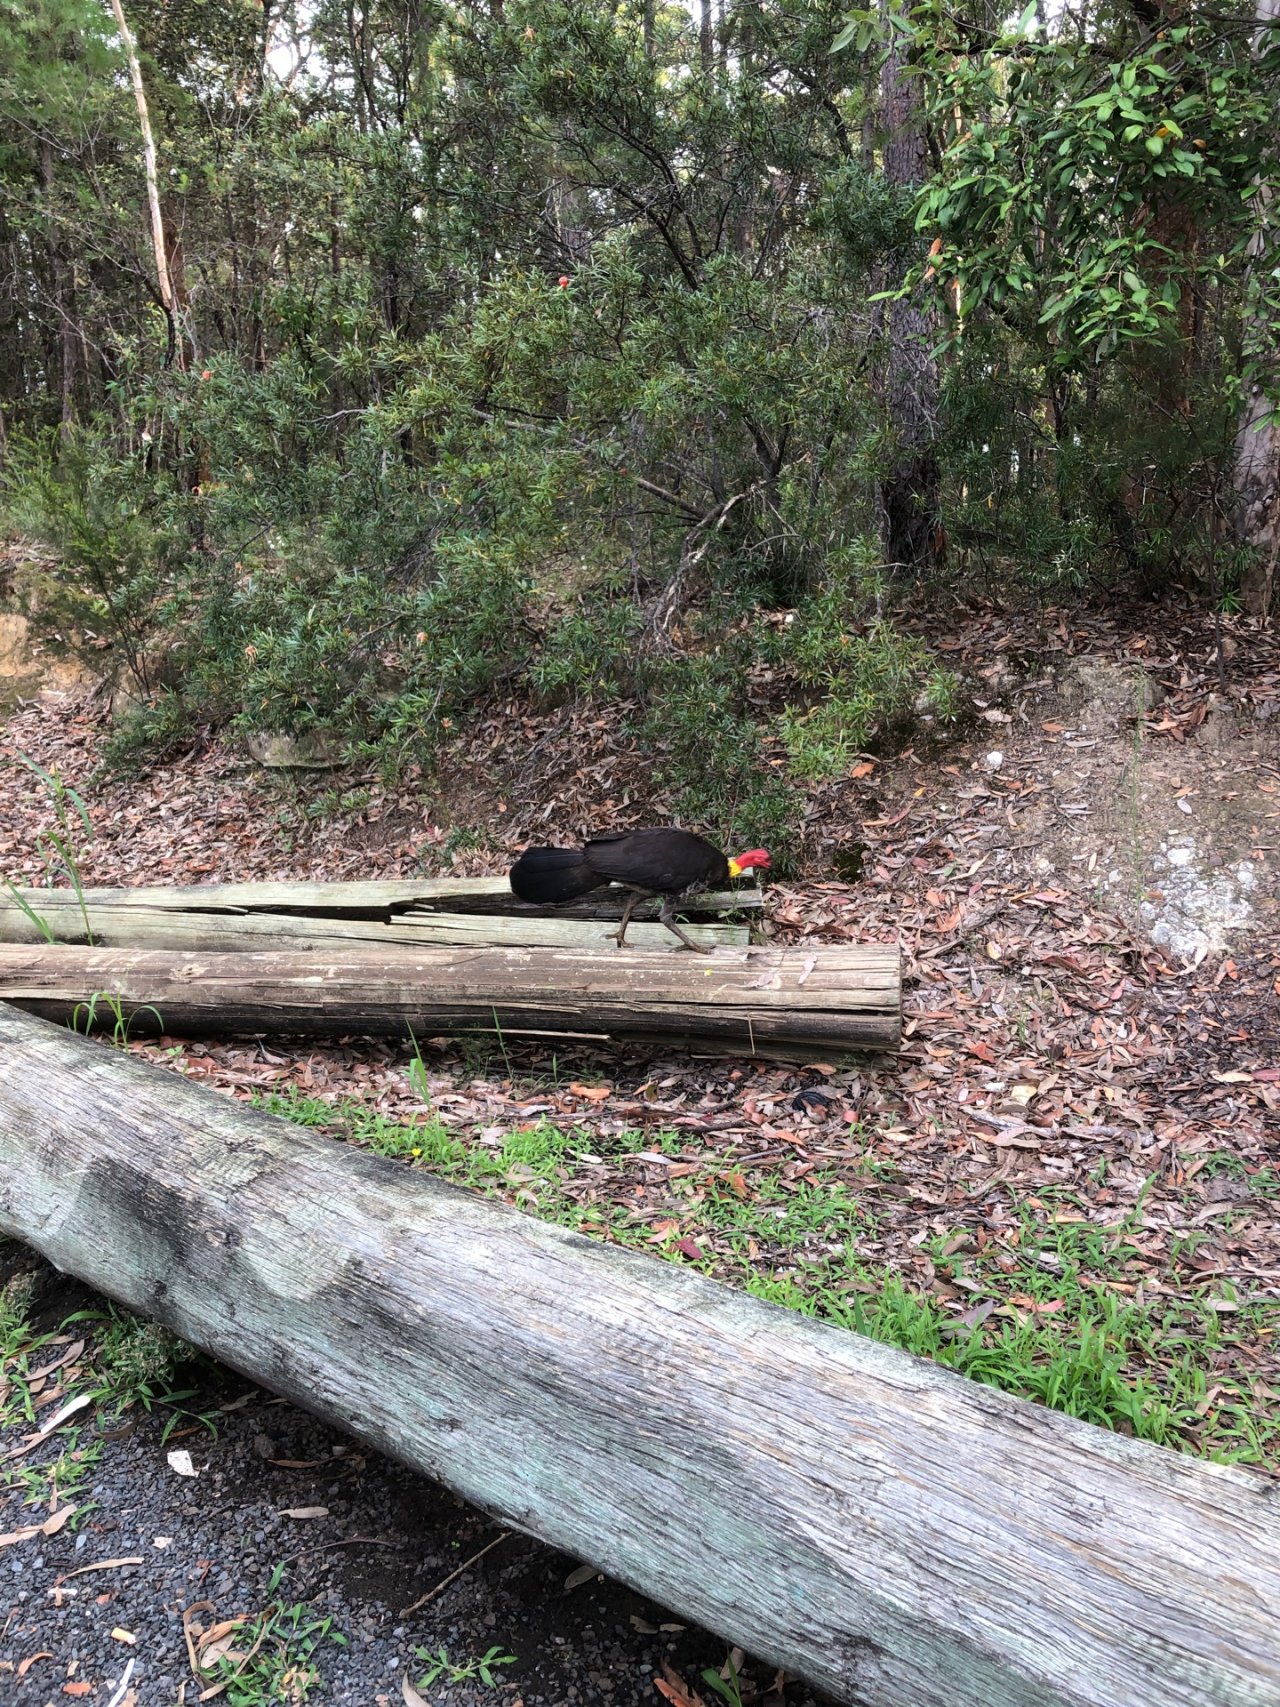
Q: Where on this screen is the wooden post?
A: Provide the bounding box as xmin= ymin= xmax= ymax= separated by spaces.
xmin=0 ymin=940 xmax=900 ymax=1056
xmin=0 ymin=1003 xmax=1277 ymax=1707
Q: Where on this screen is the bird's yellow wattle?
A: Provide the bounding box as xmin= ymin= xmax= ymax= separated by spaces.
xmin=727 ymin=858 xmax=743 ymax=878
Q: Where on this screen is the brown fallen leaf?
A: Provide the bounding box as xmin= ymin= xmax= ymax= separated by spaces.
xmin=279 ymin=1506 xmax=329 ymax=1520
xmin=62 ymin=1685 xmax=93 ymax=1698
xmin=563 ymin=1562 xmax=599 ymax=1590
xmin=401 ymin=1676 xmax=431 ymax=1707
xmin=0 ymin=1504 xmax=77 ymax=1549
xmin=17 ymin=1652 xmax=53 ymax=1677
xmin=654 ymin=1661 xmax=705 ymax=1707
xmin=54 ymin=1557 xmax=145 ymax=1589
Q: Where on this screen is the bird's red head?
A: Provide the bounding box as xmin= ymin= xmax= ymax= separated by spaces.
xmin=727 ymin=849 xmax=771 ymax=878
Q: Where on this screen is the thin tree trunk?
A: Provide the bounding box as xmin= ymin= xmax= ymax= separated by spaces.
xmin=1235 ymin=0 xmax=1280 ymax=617
xmin=39 ymin=138 xmax=79 ymax=433
xmin=108 ymin=0 xmax=179 ymax=366
xmin=877 ymin=14 xmax=944 ymax=576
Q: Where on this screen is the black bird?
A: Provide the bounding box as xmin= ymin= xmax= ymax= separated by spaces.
xmin=509 ymin=827 xmax=770 ymax=953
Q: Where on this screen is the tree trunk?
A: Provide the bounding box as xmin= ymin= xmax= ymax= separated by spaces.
xmin=39 ymin=138 xmax=80 ymax=433
xmin=1 ymin=1003 xmax=1277 ymax=1707
xmin=877 ymin=17 xmax=944 ymax=576
xmin=108 ymin=0 xmax=180 ymax=366
xmin=0 ymin=941 xmax=900 ymax=1056
xmin=1235 ymin=0 xmax=1280 ymax=618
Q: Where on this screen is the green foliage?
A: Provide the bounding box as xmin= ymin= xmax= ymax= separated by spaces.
xmin=415 ymin=1643 xmax=517 ymax=1689
xmin=208 ymin=1589 xmax=347 ymax=1707
xmin=776 ymin=598 xmax=960 ymax=780
xmin=901 ymin=2 xmax=1278 ymax=371
xmin=641 ymin=649 xmax=802 ymax=869
xmin=88 ymin=1311 xmax=192 ymax=1422
xmin=5 ymin=0 xmax=1272 ymax=797
xmin=3 ymin=431 xmax=192 ymax=694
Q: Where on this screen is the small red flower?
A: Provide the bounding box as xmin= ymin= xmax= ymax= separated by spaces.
xmin=557 ymin=275 xmax=570 ymax=289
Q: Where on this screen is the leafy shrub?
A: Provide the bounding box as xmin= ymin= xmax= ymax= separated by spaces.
xmin=2 ymin=428 xmax=195 ymax=694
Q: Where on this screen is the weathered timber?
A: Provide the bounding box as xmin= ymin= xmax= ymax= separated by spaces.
xmin=0 ymin=877 xmax=762 ymax=927
xmin=0 ymin=895 xmax=748 ymax=954
xmin=1 ymin=1002 xmax=1277 ymax=1707
xmin=0 ymin=941 xmax=898 ymax=1055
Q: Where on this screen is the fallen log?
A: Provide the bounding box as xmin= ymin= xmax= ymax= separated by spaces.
xmin=0 ymin=894 xmax=749 ymax=954
xmin=1 ymin=1002 xmax=1276 ymax=1707
xmin=0 ymin=940 xmax=899 ymax=1056
xmin=0 ymin=876 xmax=763 ymax=928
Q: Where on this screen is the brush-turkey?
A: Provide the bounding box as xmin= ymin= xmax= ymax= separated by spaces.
xmin=509 ymin=827 xmax=770 ymax=952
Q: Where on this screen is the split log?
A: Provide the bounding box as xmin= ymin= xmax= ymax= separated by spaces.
xmin=0 ymin=941 xmax=898 ymax=1056
xmin=0 ymin=876 xmax=763 ymax=927
xmin=0 ymin=894 xmax=749 ymax=954
xmin=1 ymin=1002 xmax=1277 ymax=1707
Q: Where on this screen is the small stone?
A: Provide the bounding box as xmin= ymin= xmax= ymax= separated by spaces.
xmin=983 ymin=750 xmax=1004 ymax=771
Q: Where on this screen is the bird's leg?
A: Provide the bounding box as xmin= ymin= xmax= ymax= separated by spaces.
xmin=658 ymin=895 xmax=712 ymax=954
xmin=612 ymin=888 xmax=648 ymax=948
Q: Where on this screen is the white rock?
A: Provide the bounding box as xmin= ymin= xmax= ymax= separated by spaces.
xmin=983 ymin=750 xmax=1004 ymax=771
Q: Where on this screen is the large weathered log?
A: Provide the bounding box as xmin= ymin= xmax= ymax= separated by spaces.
xmin=0 ymin=940 xmax=899 ymax=1055
xmin=1 ymin=1002 xmax=1276 ymax=1707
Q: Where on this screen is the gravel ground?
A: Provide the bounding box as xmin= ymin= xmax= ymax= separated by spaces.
xmin=2 ymin=1251 xmax=828 ymax=1707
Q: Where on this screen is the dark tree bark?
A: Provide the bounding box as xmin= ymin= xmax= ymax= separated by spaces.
xmin=877 ymin=20 xmax=944 ymax=577
xmin=40 ymin=139 xmax=80 ymax=433
xmin=1235 ymin=0 xmax=1280 ymax=617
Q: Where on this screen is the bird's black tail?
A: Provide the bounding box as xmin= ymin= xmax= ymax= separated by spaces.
xmin=509 ymin=846 xmax=603 ymax=904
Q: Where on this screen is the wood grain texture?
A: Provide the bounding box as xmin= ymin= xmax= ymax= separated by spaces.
xmin=0 ymin=897 xmax=749 ymax=954
xmin=0 ymin=877 xmax=763 ymax=924
xmin=0 ymin=1002 xmax=1276 ymax=1707
xmin=0 ymin=941 xmax=899 ymax=1055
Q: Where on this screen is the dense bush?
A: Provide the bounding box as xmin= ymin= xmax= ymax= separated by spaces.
xmin=2 ymin=0 xmax=1275 ymax=827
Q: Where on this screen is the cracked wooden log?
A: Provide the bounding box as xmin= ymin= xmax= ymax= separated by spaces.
xmin=0 ymin=878 xmax=761 ymax=954
xmin=0 ymin=940 xmax=899 ymax=1057
xmin=0 ymin=876 xmax=764 ymax=926
xmin=0 ymin=895 xmax=750 ymax=954
xmin=1 ymin=1002 xmax=1277 ymax=1707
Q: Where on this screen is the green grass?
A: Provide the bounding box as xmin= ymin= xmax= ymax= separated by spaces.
xmin=257 ymin=1093 xmax=1278 ymax=1470
xmin=0 ymin=1260 xmax=219 ymax=1521
xmin=414 ymin=1642 xmax=517 ymax=1689
xmin=204 ymin=1567 xmax=347 ymax=1706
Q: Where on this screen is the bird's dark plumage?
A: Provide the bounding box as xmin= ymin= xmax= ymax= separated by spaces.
xmin=509 ymin=827 xmax=770 ymax=952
